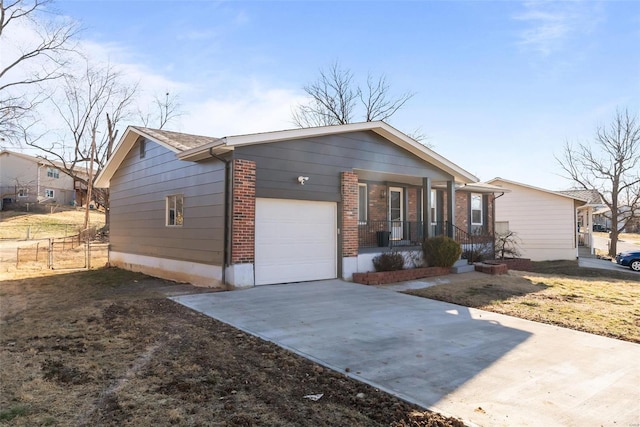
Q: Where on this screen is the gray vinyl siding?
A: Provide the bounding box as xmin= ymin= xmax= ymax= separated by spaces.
xmin=234 ymin=131 xmax=452 ymax=202
xmin=109 ymin=138 xmax=225 ymax=265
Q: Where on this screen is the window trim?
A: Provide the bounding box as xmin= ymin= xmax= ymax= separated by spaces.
xmin=44 ymin=189 xmax=55 ymax=199
xmin=430 ymin=189 xmax=438 ymax=225
xmin=17 ymin=188 xmax=29 ymax=198
xmin=471 ymin=193 xmax=483 ymax=225
xmin=166 ymin=194 xmax=184 ymax=227
xmin=47 ymin=168 xmax=59 ymax=179
xmin=357 ymin=183 xmax=367 ymax=224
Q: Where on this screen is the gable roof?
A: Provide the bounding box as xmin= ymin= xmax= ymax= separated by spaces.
xmin=556 ymin=189 xmax=603 ymax=205
xmin=0 ymin=150 xmax=71 ymax=172
xmin=1 ymin=150 xmax=92 ymax=178
xmin=486 ymin=177 xmax=591 ymax=203
xmin=96 ymin=121 xmax=479 ymax=188
xmin=131 ymin=127 xmax=222 ymax=152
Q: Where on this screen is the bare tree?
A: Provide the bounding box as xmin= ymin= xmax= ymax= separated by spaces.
xmin=25 ymin=59 xmax=137 ymax=228
xmin=138 ymin=91 xmax=183 ymax=130
xmin=557 ymin=108 xmax=640 ymax=256
xmin=292 ymin=62 xmax=414 ymax=128
xmin=495 ymin=230 xmax=522 ymax=260
xmin=0 ymin=0 xmax=78 ymax=144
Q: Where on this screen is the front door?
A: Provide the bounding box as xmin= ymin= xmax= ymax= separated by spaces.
xmin=389 ymin=187 xmax=403 ymax=240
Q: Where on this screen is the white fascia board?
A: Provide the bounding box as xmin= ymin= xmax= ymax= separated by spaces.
xmin=177 ymin=140 xmax=231 ymax=161
xmin=179 ymin=121 xmax=478 ymax=184
xmin=487 ymin=177 xmax=589 ymax=203
xmin=369 ymin=124 xmax=478 ymax=184
xmin=459 ymin=182 xmax=512 ymax=193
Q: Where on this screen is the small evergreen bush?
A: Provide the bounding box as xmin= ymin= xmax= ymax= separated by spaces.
xmin=422 ymin=236 xmax=462 ymax=268
xmin=372 ymin=251 xmax=405 ymax=272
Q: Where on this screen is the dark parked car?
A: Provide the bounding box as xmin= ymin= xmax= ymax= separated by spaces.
xmin=615 ymin=250 xmax=640 ymax=272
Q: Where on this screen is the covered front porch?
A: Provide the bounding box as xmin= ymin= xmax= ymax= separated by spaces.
xmin=353 ymin=169 xmax=496 ymax=257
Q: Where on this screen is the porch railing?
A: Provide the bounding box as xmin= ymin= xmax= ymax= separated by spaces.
xmin=358 ymin=220 xmax=425 ymax=248
xmin=358 ymin=221 xmax=494 ymax=260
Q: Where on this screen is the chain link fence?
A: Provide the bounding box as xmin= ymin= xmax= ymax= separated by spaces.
xmin=12 ymin=228 xmax=108 ymax=270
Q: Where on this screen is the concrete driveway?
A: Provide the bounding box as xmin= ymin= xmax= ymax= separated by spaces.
xmin=172 ymin=280 xmax=640 ymax=426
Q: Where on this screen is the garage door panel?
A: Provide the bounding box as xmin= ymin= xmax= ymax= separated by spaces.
xmin=255 ymin=198 xmax=337 ymax=285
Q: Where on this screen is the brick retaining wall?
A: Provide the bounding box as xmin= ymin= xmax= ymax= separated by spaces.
xmin=492 ymin=258 xmax=532 ymax=271
xmin=352 ymin=267 xmax=451 ymax=285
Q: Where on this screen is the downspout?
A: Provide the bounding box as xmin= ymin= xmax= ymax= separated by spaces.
xmin=209 ymin=147 xmax=231 ymax=289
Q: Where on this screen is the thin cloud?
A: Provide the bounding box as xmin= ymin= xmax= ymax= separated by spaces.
xmin=179 ymin=83 xmax=306 ymax=137
xmin=513 ymin=1 xmax=601 ymax=57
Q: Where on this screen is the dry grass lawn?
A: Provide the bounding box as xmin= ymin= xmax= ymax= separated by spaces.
xmin=407 ymin=263 xmax=639 ymax=343
xmin=0 ymin=208 xmax=105 ymax=239
xmin=0 ymin=268 xmax=464 ymax=426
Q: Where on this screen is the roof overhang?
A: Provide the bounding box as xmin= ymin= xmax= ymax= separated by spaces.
xmin=178 ymin=121 xmax=478 ymax=184
xmin=458 ymin=182 xmax=511 ymax=194
xmin=96 ymin=121 xmax=480 ymax=188
xmin=486 ymin=177 xmax=589 ymax=204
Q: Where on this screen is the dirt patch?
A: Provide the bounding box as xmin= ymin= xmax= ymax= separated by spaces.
xmin=0 ymin=268 xmax=465 ymax=426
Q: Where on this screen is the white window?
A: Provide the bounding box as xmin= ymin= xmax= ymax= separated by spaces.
xmin=471 ymin=193 xmax=483 ymax=225
xmin=44 ymin=189 xmax=55 ymax=198
xmin=166 ymin=194 xmax=184 ymax=226
xmin=358 ymin=183 xmax=367 ymax=224
xmin=47 ymin=168 xmax=59 ymax=179
xmin=495 ymin=221 xmax=509 ymax=235
xmin=430 ymin=189 xmax=437 ymax=224
xmin=18 ymin=188 xmax=28 ymax=197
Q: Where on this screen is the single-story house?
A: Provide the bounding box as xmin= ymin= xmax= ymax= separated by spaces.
xmin=0 ymin=150 xmax=78 ymax=210
xmin=96 ymin=121 xmax=501 ymax=288
xmin=487 ymin=178 xmax=600 ymax=260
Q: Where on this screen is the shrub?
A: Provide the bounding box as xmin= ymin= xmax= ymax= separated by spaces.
xmin=462 ymin=249 xmax=486 ymax=263
xmin=372 ymin=251 xmax=405 ymax=272
xmin=495 ymin=230 xmax=522 ymax=260
xmin=422 ymin=236 xmax=462 ymax=268
xmin=462 ymin=243 xmax=494 ymax=263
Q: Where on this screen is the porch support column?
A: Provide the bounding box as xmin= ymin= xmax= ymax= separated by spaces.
xmin=341 ymin=171 xmax=359 ymax=280
xmin=587 ymin=207 xmax=594 ymax=255
xmin=446 ymin=180 xmax=455 ymax=238
xmin=227 ymin=159 xmax=256 ymax=288
xmin=423 ymin=177 xmax=432 ymax=240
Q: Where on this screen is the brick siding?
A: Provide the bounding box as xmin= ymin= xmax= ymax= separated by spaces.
xmin=352 ymin=266 xmax=451 ymax=285
xmin=231 ymin=159 xmax=256 ymax=264
xmin=474 ymin=262 xmax=508 ymax=275
xmin=342 ymin=172 xmax=359 ymax=257
xmin=407 ymin=187 xmax=418 ymax=221
xmin=367 ymin=183 xmax=387 ymax=221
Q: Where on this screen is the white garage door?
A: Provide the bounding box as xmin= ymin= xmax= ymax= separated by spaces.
xmin=255 ymin=198 xmax=337 ymax=286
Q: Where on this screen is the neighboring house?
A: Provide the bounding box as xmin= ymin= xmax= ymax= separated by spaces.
xmin=96 ymin=121 xmax=502 ymax=288
xmin=487 ymin=178 xmax=596 ymax=260
xmin=0 ymin=150 xmax=77 ymax=210
xmin=593 ymin=205 xmax=611 ymax=230
xmin=556 ymin=189 xmax=604 ymax=253
xmin=592 ymin=205 xmax=639 ymax=233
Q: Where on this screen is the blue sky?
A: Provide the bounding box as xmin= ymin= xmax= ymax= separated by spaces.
xmin=50 ymin=0 xmax=639 ymax=190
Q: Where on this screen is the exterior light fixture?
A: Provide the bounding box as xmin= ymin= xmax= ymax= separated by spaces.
xmin=298 ymin=176 xmax=309 ymax=185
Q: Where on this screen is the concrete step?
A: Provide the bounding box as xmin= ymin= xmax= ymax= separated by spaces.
xmin=451 ymin=263 xmax=475 ymax=274
xmin=453 ymin=258 xmax=469 ymax=268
